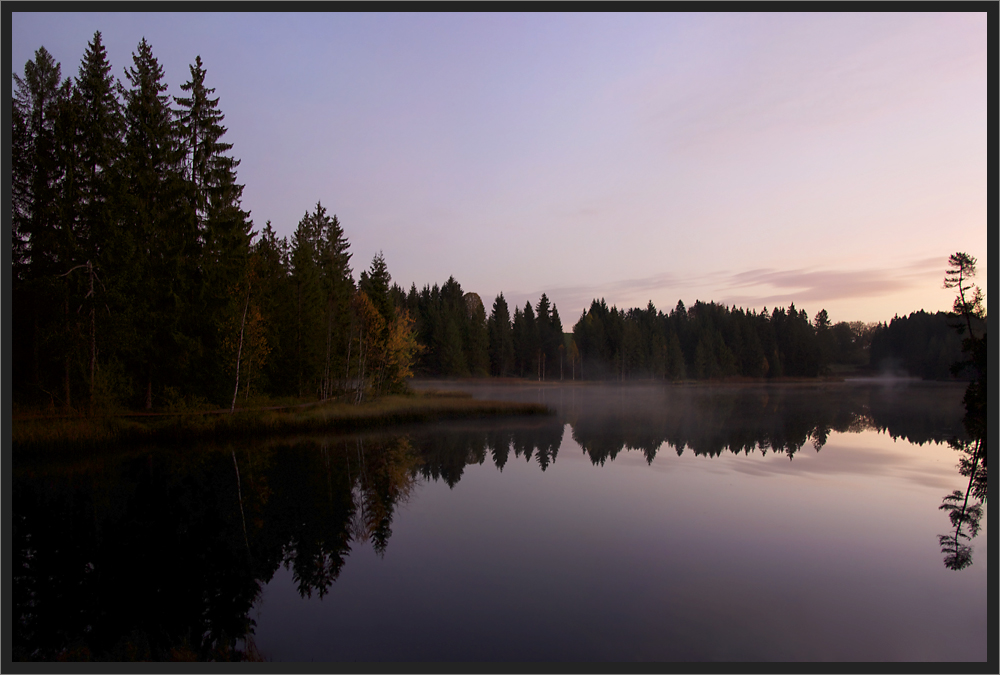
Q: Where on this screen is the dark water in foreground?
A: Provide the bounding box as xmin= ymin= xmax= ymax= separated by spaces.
xmin=11 ymin=381 xmax=988 ymax=662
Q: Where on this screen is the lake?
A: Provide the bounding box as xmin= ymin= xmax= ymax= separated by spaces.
xmin=11 ymin=380 xmax=988 ymax=663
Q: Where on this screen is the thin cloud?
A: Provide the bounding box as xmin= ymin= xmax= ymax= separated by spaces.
xmin=722 ymin=268 xmax=913 ymax=303
xmin=520 ymin=258 xmax=947 ymax=318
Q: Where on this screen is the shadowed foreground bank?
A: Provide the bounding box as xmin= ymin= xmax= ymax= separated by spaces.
xmin=11 ymin=392 xmax=550 ymax=453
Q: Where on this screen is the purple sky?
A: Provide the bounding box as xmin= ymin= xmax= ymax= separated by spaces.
xmin=11 ymin=12 xmax=988 ymax=324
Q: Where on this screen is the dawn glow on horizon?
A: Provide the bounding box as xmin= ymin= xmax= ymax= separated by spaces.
xmin=11 ymin=11 xmax=988 ymax=325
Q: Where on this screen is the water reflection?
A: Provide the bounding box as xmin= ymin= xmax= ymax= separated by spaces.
xmin=937 ymin=438 xmax=986 ymax=571
xmin=12 ymin=382 xmax=980 ymax=661
xmin=553 ymin=382 xmax=967 ymax=464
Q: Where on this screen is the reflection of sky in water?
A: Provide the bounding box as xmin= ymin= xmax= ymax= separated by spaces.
xmin=252 ymin=414 xmax=987 ymax=662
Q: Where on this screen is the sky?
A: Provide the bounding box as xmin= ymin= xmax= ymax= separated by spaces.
xmin=11 ymin=11 xmax=989 ymax=325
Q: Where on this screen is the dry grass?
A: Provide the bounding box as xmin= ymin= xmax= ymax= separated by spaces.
xmin=11 ymin=392 xmax=550 ymax=452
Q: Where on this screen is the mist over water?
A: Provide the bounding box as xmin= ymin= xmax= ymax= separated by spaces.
xmin=12 ymin=381 xmax=986 ymax=662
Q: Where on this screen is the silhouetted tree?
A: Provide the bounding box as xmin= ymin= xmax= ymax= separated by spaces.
xmin=487 ymin=293 xmax=514 ymax=377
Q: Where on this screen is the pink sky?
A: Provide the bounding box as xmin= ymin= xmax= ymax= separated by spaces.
xmin=11 ymin=12 xmax=989 ymax=324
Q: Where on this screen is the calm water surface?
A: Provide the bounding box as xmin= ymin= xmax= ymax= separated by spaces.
xmin=12 ymin=381 xmax=988 ymax=662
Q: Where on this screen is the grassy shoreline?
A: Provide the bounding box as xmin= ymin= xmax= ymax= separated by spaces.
xmin=11 ymin=391 xmax=552 ymax=452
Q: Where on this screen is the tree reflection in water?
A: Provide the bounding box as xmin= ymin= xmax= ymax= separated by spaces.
xmin=11 ymin=433 xmax=421 ymax=660
xmin=937 ymin=438 xmax=986 ymax=571
xmin=11 ymin=382 xmax=982 ymax=660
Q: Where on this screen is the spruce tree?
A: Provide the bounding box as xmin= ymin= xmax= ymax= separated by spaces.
xmin=549 ymin=302 xmax=564 ymax=378
xmin=463 ymin=292 xmax=490 ymax=377
xmin=289 ymin=218 xmax=324 ymax=398
xmin=13 ymin=47 xmax=64 ymax=282
xmin=75 ymin=32 xmax=124 ymax=251
xmin=251 ymin=221 xmax=292 ymax=394
xmin=72 ymin=32 xmax=127 ymax=404
xmin=53 ymin=77 xmax=89 ymax=408
xmin=174 ymin=54 xmax=254 ymax=402
xmin=122 ymin=38 xmax=191 ymax=407
xmin=11 ymin=91 xmax=33 ymax=400
xmin=438 ymin=277 xmax=469 ymax=376
xmin=535 ymin=294 xmax=553 ymax=380
xmin=174 ymin=55 xmax=240 ymax=237
xmin=315 ymin=206 xmax=353 ymax=398
xmin=514 ymin=302 xmax=537 ymax=378
xmin=13 ymin=47 xmax=69 ymax=405
xmin=487 ymin=293 xmax=514 ymax=377
xmin=359 ymin=252 xmax=393 ymax=326
xmin=11 ymin=95 xmax=31 ymax=282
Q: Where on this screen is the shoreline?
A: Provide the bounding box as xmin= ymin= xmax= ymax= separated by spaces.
xmin=11 ymin=392 xmax=552 ymax=453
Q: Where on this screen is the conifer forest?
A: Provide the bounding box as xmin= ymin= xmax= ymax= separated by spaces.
xmin=10 ymin=35 xmax=985 ymax=414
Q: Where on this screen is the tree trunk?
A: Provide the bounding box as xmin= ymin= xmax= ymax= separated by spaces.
xmin=356 ymin=331 xmax=366 ymax=404
xmin=245 ymin=350 xmax=253 ymax=403
xmin=231 ymin=288 xmax=251 ymax=413
xmin=89 ymin=260 xmax=96 ymax=401
xmin=344 ymin=325 xmax=353 ymax=394
xmin=32 ymin=290 xmax=40 ymax=395
xmin=64 ymin=294 xmax=71 ymax=412
xmin=323 ymin=303 xmax=333 ymax=400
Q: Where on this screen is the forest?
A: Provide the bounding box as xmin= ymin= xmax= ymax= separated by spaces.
xmin=10 ymin=34 xmax=982 ymax=415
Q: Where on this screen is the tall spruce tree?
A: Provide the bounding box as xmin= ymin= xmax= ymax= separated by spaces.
xmin=535 ymin=294 xmax=553 ymax=380
xmin=463 ymin=292 xmax=490 ymax=377
xmin=13 ymin=47 xmax=69 ymax=405
xmin=72 ymin=32 xmax=126 ymax=404
xmin=513 ymin=301 xmax=537 ymax=378
xmin=174 ymin=55 xmax=239 ymax=237
xmin=13 ymin=47 xmax=64 ymax=283
xmin=250 ymin=222 xmax=290 ymax=394
xmin=289 ymin=217 xmax=324 ymax=398
xmin=487 ymin=293 xmax=514 ymax=377
xmin=174 ymin=54 xmax=254 ymax=401
xmin=438 ymin=277 xmax=469 ymax=376
xmin=122 ymin=38 xmax=192 ymax=407
xmin=315 ymin=206 xmax=353 ymax=398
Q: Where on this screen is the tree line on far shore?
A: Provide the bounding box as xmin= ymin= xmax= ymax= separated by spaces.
xmin=399 ymin=285 xmax=980 ymax=386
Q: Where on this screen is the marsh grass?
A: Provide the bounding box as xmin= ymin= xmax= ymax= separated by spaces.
xmin=11 ymin=392 xmax=550 ymax=454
